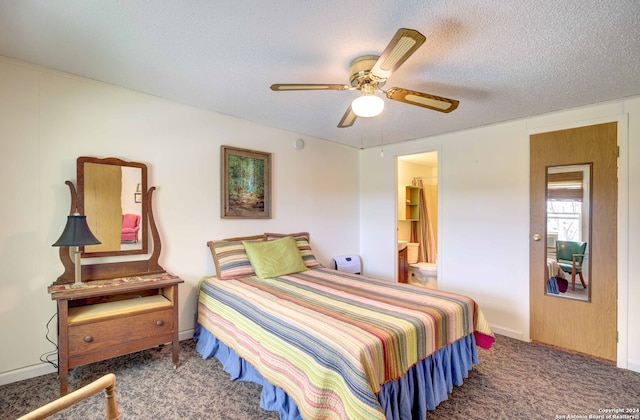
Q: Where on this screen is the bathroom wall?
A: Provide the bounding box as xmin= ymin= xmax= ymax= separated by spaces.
xmin=396 ymin=153 xmax=438 ymax=248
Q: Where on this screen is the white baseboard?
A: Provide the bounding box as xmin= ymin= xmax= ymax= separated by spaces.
xmin=0 ymin=330 xmax=196 ymax=387
xmin=179 ymin=329 xmax=194 ymax=341
xmin=489 ymin=325 xmax=525 ymax=341
xmin=627 ymin=359 xmax=640 ymax=373
xmin=0 ymin=363 xmax=56 ymax=387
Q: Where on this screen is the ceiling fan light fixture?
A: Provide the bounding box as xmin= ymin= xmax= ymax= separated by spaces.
xmin=352 ymin=94 xmax=384 ymax=118
xmin=271 ymin=28 xmax=459 ymax=127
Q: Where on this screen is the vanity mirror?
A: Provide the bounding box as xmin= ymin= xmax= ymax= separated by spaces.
xmin=77 ymin=157 xmax=148 ymax=257
xmin=55 ymin=156 xmax=164 ymax=284
xmin=544 ymin=163 xmax=592 ymax=301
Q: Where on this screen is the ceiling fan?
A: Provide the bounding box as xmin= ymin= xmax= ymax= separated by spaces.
xmin=270 ymin=28 xmax=459 ymax=128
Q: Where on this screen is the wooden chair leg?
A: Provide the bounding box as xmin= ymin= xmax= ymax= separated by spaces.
xmin=578 ymin=272 xmax=587 ymax=288
xmin=105 ymin=380 xmax=118 ymax=420
xmin=571 ymin=268 xmax=576 ymax=291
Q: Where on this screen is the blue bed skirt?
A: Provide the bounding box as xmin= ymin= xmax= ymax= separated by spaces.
xmin=194 ymin=323 xmax=479 ymax=420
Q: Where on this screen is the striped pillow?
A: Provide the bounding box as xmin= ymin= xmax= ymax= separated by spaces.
xmin=264 ymin=232 xmax=322 ymax=269
xmin=208 ymin=235 xmax=264 ymax=279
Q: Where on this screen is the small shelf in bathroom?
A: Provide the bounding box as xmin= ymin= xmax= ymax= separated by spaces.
xmin=399 ymin=186 xmax=420 ymax=221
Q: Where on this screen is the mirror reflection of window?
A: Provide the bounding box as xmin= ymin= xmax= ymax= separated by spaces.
xmin=546 ymin=166 xmax=590 ymax=245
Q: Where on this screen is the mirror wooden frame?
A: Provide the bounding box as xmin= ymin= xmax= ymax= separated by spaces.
xmin=77 ymin=157 xmax=148 ymax=257
xmin=55 ymin=157 xmax=164 ymax=284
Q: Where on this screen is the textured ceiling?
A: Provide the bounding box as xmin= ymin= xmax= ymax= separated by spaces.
xmin=1 ymin=1 xmax=639 ymax=149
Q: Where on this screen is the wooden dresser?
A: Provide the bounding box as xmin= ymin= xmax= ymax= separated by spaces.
xmin=48 ymin=273 xmax=183 ymax=395
xmin=50 ymin=157 xmax=184 ymax=395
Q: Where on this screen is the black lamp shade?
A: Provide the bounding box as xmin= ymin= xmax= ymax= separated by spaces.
xmin=52 ymin=215 xmax=101 ymax=247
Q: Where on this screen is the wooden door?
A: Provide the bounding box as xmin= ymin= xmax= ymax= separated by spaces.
xmin=83 ymin=163 xmax=122 ymax=252
xmin=530 ymin=122 xmax=617 ymax=361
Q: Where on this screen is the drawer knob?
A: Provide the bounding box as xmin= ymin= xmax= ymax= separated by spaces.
xmin=156 ymin=320 xmax=164 ymax=326
xmin=83 ymin=336 xmax=93 ymax=343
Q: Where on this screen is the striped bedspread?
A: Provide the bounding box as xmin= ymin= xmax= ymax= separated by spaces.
xmin=197 ymin=267 xmax=493 ymax=420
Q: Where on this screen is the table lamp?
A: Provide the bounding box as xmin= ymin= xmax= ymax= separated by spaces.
xmin=52 ymin=214 xmax=101 ymax=288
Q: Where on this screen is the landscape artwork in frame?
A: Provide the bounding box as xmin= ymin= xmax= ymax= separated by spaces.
xmin=221 ymin=146 xmax=272 ymax=219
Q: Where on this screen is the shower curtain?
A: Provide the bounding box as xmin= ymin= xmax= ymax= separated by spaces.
xmin=410 ymin=179 xmax=436 ymax=263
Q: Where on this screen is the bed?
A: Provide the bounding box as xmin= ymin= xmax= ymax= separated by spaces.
xmin=194 ymin=233 xmax=494 ymax=419
xmin=546 ymin=258 xmax=568 ymax=294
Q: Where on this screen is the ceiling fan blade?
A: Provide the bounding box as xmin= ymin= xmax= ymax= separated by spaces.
xmin=386 ymin=88 xmax=459 ymax=113
xmin=271 ymin=84 xmax=350 ymax=91
xmin=370 ymin=28 xmax=426 ymax=81
xmin=338 ymin=105 xmax=357 ymax=128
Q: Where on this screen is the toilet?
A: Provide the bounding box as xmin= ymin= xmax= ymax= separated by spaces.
xmin=406 ymin=243 xmax=437 ymax=289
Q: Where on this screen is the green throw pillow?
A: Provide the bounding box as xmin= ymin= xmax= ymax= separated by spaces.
xmin=243 ymin=236 xmax=308 ymax=279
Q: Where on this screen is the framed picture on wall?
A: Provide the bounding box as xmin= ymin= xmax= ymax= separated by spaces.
xmin=221 ymin=146 xmax=272 ymax=219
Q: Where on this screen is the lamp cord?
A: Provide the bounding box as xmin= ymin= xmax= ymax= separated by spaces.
xmin=39 ymin=312 xmax=59 ymax=369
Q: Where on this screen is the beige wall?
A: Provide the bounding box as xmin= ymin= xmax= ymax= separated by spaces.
xmin=360 ymin=98 xmax=640 ymax=372
xmin=0 ymin=57 xmax=360 ymax=383
xmin=2 ymin=55 xmax=638 ymax=386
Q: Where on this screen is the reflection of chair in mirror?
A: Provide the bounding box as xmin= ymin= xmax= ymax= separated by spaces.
xmin=121 ymin=213 xmax=140 ymax=243
xmin=556 ymin=240 xmax=587 ymax=291
xmin=17 ymin=373 xmax=119 ymax=420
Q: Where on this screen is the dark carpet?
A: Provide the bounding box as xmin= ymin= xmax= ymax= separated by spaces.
xmin=2 ymin=335 xmax=639 ymax=419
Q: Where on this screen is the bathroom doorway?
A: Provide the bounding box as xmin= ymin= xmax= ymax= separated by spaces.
xmin=396 ymin=151 xmax=438 ymax=287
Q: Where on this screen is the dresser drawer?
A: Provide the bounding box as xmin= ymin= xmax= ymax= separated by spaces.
xmin=68 ymin=308 xmax=174 ymax=366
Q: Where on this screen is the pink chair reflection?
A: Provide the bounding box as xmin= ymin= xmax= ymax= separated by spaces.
xmin=121 ymin=214 xmax=140 ymax=243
